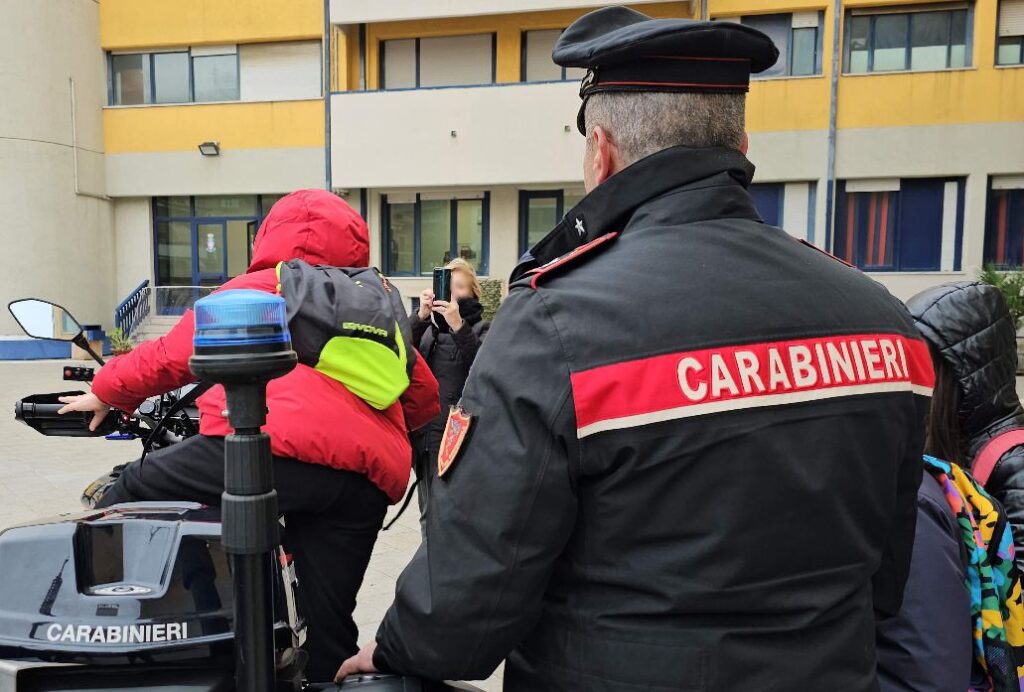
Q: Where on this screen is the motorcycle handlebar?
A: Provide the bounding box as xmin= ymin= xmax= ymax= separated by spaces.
xmin=14 ymin=401 xmax=64 ymax=419
xmin=14 ymin=394 xmax=120 ymax=437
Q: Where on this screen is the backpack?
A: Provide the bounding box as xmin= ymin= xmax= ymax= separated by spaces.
xmin=276 ymin=260 xmax=415 ymax=410
xmin=922 ymin=455 xmax=1024 ymax=691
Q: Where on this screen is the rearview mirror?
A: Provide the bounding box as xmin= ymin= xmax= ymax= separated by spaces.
xmin=8 ymin=299 xmax=84 ymax=342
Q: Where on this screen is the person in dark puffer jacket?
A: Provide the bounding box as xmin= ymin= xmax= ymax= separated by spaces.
xmin=906 ymin=281 xmax=1024 ymax=569
xmin=409 ymin=258 xmax=490 ymax=533
xmin=878 ymin=279 xmax=1024 ymax=690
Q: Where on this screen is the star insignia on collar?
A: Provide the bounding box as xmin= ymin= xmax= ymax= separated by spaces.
xmin=574 ymin=217 xmax=586 ymax=238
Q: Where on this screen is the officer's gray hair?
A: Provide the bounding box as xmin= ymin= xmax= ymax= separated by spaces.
xmin=584 ymin=91 xmax=746 ymax=166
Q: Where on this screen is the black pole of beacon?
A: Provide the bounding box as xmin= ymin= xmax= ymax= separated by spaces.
xmin=189 ymin=292 xmax=297 ymax=692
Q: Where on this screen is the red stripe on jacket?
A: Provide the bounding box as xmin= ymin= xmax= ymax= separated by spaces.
xmin=570 ymin=333 xmax=933 ymax=438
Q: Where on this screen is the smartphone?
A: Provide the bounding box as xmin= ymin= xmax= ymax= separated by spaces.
xmin=432 ymin=267 xmax=452 ymax=303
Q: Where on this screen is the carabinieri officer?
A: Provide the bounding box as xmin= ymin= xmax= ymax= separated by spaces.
xmin=338 ymin=7 xmax=931 ymax=691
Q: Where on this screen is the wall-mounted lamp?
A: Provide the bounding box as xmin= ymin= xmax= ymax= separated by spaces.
xmin=198 ymin=141 xmax=221 ymax=156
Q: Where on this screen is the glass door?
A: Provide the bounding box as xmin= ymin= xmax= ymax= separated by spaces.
xmin=195 ymin=221 xmax=228 ymax=286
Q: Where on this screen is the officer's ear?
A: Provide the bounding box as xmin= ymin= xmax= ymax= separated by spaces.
xmin=584 ymin=125 xmax=618 ymax=192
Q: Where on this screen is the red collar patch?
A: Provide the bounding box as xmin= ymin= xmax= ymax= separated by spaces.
xmin=528 ymin=232 xmax=618 ymax=288
xmin=438 ymin=407 xmax=474 ymax=478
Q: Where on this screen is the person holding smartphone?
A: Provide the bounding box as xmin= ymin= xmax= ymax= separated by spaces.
xmin=410 ymin=258 xmax=490 ymax=533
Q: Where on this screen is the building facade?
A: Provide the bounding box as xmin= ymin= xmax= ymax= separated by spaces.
xmin=2 ymin=0 xmax=1022 ymax=346
xmin=329 ymin=0 xmax=1024 ymax=304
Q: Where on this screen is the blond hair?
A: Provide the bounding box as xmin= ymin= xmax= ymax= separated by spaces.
xmin=446 ymin=257 xmax=482 ymax=300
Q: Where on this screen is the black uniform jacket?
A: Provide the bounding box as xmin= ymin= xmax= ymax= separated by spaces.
xmin=374 ymin=146 xmax=930 ymax=691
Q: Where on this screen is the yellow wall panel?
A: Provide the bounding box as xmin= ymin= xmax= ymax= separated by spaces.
xmin=746 ymin=77 xmax=831 ymax=131
xmin=837 ymin=68 xmax=1024 ymax=128
xmin=104 ymin=100 xmax=324 ymax=153
xmin=101 ymin=0 xmax=322 ymax=50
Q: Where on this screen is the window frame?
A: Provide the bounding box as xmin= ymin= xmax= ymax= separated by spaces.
xmin=984 ymin=179 xmax=1024 ymax=269
xmin=518 ymin=190 xmax=565 ymax=254
xmin=833 ymin=178 xmax=965 ymax=273
xmin=108 ymin=47 xmax=242 ymax=106
xmin=151 ymin=195 xmax=283 ymax=286
xmin=379 ymin=34 xmax=497 ymax=90
xmin=150 ymin=50 xmax=192 ymax=104
xmin=190 ymin=50 xmax=241 ymax=103
xmin=997 ymin=35 xmax=1024 ymax=64
xmin=843 ymin=4 xmax=974 ymax=74
xmin=381 ymin=193 xmax=491 ymax=276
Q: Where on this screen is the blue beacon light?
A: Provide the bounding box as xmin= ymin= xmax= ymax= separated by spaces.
xmin=193 ymin=289 xmax=291 ymax=352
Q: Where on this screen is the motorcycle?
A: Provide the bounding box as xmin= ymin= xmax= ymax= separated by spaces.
xmin=2 ymin=298 xmax=482 ymax=692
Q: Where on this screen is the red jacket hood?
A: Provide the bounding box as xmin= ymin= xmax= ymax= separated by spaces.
xmin=248 ymin=189 xmax=369 ymax=272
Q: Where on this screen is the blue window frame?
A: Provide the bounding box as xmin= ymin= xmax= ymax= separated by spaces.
xmin=152 ymin=195 xmax=283 ymax=289
xmin=519 ymin=190 xmax=562 ymax=254
xmin=517 ymin=190 xmax=586 ymax=254
xmin=108 ymin=49 xmax=239 ymax=105
xmin=844 ymin=4 xmax=972 ymax=74
xmin=834 ymin=178 xmax=964 ymax=272
xmin=984 ymin=183 xmax=1024 ymax=268
xmin=382 ymin=194 xmax=490 ymax=276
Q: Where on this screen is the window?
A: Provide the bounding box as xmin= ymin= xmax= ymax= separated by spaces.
xmin=382 ymin=194 xmax=490 ymax=275
xmin=984 ymin=178 xmax=1024 ymax=268
xmin=152 ymin=52 xmax=189 ymax=104
xmin=521 ymin=30 xmax=588 ymax=82
xmin=192 ymin=46 xmax=239 ymax=102
xmin=152 ymin=194 xmax=284 ymax=287
xmin=109 ymin=47 xmax=240 ymax=105
xmin=845 ymin=5 xmax=970 ymax=73
xmin=998 ymin=0 xmax=1024 ymax=65
xmin=739 ymin=12 xmax=823 ymax=77
xmin=111 ymin=54 xmax=151 ymax=105
xmin=518 ymin=190 xmax=585 ymax=254
xmin=380 ymin=34 xmax=495 ymax=89
xmin=834 ymin=178 xmax=965 ymax=272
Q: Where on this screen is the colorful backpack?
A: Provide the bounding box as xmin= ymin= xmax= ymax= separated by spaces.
xmin=276 ymin=260 xmax=415 ymax=410
xmin=923 ymin=455 xmax=1024 ymax=691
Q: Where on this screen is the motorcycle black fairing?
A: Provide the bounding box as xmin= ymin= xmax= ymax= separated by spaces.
xmin=0 ymin=503 xmax=296 ymax=663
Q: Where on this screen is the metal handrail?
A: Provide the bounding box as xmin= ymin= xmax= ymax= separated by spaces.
xmin=115 ymin=283 xmax=223 ymax=339
xmin=113 ymin=280 xmax=150 ymax=337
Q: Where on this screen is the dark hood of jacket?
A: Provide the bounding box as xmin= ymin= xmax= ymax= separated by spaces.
xmin=249 ymin=189 xmax=369 ymax=272
xmin=906 ymin=281 xmax=1022 ymax=446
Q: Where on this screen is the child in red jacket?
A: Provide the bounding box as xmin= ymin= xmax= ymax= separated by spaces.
xmin=59 ymin=189 xmax=439 ymax=681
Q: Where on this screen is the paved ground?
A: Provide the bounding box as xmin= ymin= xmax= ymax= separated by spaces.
xmin=0 ymin=359 xmax=502 ymax=689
